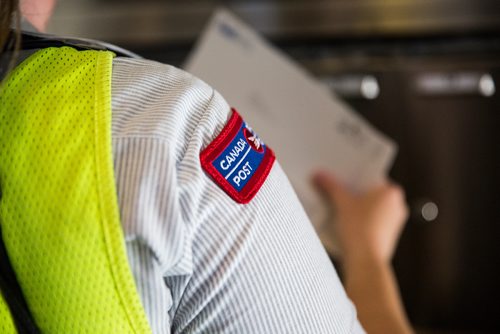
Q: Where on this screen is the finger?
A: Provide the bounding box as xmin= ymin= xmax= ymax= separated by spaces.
xmin=385 ymin=182 xmax=406 ymax=203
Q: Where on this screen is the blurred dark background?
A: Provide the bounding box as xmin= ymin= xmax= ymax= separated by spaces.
xmin=49 ymin=1 xmax=500 ymax=332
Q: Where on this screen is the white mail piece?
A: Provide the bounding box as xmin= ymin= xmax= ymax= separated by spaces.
xmin=185 ymin=8 xmax=397 ymax=253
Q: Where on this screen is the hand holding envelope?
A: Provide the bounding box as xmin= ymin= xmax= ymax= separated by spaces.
xmin=185 ymin=8 xmax=397 ymax=253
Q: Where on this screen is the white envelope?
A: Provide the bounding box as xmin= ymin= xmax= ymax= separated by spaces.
xmin=185 ymin=8 xmax=397 ymax=253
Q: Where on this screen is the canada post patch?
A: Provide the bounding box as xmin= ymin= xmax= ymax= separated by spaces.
xmin=200 ymin=108 xmax=275 ymax=203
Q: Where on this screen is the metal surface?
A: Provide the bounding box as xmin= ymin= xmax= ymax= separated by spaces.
xmin=415 ymin=72 xmax=496 ymax=97
xmin=48 ymin=0 xmax=500 ymax=45
xmin=328 ymin=57 xmax=500 ymax=333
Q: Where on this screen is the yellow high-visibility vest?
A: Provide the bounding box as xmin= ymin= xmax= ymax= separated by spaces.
xmin=0 ymin=47 xmax=152 ymax=333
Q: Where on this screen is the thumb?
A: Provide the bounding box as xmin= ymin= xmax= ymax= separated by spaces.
xmin=312 ymin=171 xmax=350 ymax=205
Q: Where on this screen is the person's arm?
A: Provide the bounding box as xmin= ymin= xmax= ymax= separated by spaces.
xmin=314 ymin=172 xmax=414 ymax=334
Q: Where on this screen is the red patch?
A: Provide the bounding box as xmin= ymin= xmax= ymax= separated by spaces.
xmin=200 ymin=108 xmax=276 ymax=204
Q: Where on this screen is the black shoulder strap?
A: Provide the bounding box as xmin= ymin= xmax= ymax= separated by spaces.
xmin=5 ymin=30 xmax=142 ymax=59
xmin=0 ymin=225 xmax=41 ymax=334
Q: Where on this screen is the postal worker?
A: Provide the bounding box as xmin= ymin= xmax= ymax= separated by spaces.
xmin=0 ymin=0 xmax=412 ymax=333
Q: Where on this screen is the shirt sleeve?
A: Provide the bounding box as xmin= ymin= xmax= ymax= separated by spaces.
xmin=169 ymin=84 xmax=364 ymax=334
xmin=110 ymin=57 xmax=365 ymax=334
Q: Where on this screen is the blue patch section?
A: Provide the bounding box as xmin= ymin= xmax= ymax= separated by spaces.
xmin=212 ymin=122 xmax=266 ymax=192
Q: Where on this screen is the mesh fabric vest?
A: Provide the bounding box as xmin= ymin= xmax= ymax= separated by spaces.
xmin=0 ymin=47 xmax=152 ymax=333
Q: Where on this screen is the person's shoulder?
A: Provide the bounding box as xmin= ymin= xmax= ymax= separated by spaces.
xmin=111 ymin=56 xmax=206 ymax=94
xmin=111 ymin=56 xmax=219 ymax=121
xmin=110 ymin=56 xmax=231 ymax=159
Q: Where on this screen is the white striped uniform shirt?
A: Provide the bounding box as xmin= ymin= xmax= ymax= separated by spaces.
xmin=111 ymin=57 xmax=364 ymax=333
